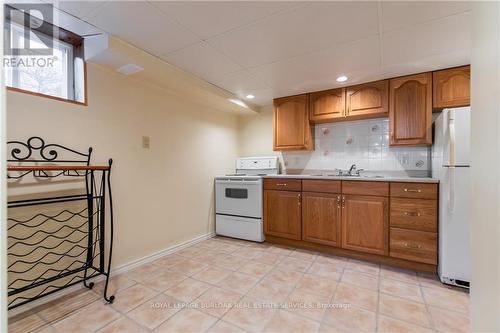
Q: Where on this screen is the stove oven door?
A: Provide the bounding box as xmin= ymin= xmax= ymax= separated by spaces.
xmin=215 ymin=178 xmax=262 ymax=218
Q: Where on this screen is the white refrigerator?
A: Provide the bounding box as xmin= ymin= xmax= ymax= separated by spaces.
xmin=432 ymin=107 xmax=471 ymax=288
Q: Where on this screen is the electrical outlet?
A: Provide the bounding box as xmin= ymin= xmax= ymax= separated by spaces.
xmin=142 ymin=136 xmax=150 ymax=149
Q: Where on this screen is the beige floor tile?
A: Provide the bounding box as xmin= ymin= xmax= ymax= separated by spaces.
xmin=192 ymin=250 xmax=222 ymax=264
xmin=199 ymin=239 xmax=225 ymax=251
xmin=247 ymin=278 xmax=294 ymax=304
xmin=96 ymin=316 xmax=148 ymax=333
xmin=164 ymin=278 xmax=211 ymax=303
xmin=216 ymin=243 xmax=246 ymax=254
xmin=429 ymin=306 xmax=470 ymax=333
xmin=380 ymin=266 xmax=419 ymax=284
xmin=213 ymin=255 xmax=249 ymax=271
xmin=223 ymin=297 xmax=276 ymax=333
xmin=232 ymin=247 xmax=263 ymax=259
xmin=295 ymin=273 xmax=338 ymax=298
xmin=265 ymin=268 xmax=304 ymax=287
xmin=315 ymin=254 xmax=347 ymax=267
xmin=377 ymin=314 xmax=433 ymax=333
xmin=207 ymin=320 xmax=248 ymax=333
xmin=217 ymin=272 xmax=260 ymax=294
xmin=380 ymin=278 xmax=424 ymax=303
xmin=333 ymin=282 xmax=378 ymax=312
xmin=8 ymin=313 xmax=47 ymax=333
xmin=142 ymin=269 xmax=187 ymax=292
xmin=94 ymin=274 xmax=136 ymax=296
xmin=32 ymin=325 xmax=58 ymax=333
xmin=417 ymin=272 xmax=444 ymax=289
xmin=285 ymin=288 xmax=331 ymax=321
xmin=53 ymin=301 xmax=120 ymax=333
xmin=253 ymin=252 xmax=285 ymax=265
xmin=268 ymin=245 xmax=295 ymax=256
xmin=307 ymin=262 xmax=343 ymax=280
xmin=346 ymin=259 xmax=380 ymax=276
xmin=264 ymin=310 xmax=320 ymax=333
xmin=277 ymin=257 xmax=312 ymax=273
xmin=126 ymin=263 xmax=164 ymax=282
xmin=152 ymin=254 xmax=187 ymax=268
xmin=169 ymin=259 xmax=210 ymax=276
xmin=111 ymin=284 xmax=158 ymax=313
xmin=289 ymin=249 xmax=318 ymax=262
xmin=154 ymin=308 xmax=218 ymax=333
xmin=379 ymin=293 xmax=431 ymax=327
xmin=127 ymin=294 xmax=183 ymax=329
xmin=238 ymin=260 xmax=274 ymax=279
xmin=341 ymin=269 xmax=379 ymax=291
xmin=194 ymin=286 xmax=243 ymax=318
xmin=176 ymin=246 xmax=204 ymax=258
xmin=323 ymin=305 xmax=377 ymax=333
xmin=422 ymin=286 xmax=469 ymax=314
xmin=193 ymin=266 xmax=233 ymax=285
xmin=37 ymin=289 xmax=99 ymax=323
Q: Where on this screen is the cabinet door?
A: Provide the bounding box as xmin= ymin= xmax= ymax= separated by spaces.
xmin=264 ymin=190 xmax=302 ymax=240
xmin=433 ymin=66 xmax=470 ymax=109
xmin=273 ymin=94 xmax=313 ymax=151
xmin=309 ymin=88 xmax=345 ymax=123
xmin=341 ymin=195 xmax=388 ymax=255
xmin=302 ymin=192 xmax=341 ymax=247
xmin=346 ymin=80 xmax=389 ymax=119
xmin=389 ymin=73 xmax=432 ymax=146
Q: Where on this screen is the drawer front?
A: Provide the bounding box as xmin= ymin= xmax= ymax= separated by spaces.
xmin=342 ymin=181 xmax=389 ymax=196
xmin=390 ymin=198 xmax=437 ymax=232
xmin=264 ymin=178 xmax=302 ymax=191
xmin=302 ymin=180 xmax=341 ymax=194
xmin=390 ymin=182 xmax=438 ymax=199
xmin=390 ymin=228 xmax=437 ymax=265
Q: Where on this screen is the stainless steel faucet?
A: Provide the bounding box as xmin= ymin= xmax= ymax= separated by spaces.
xmin=348 ymin=164 xmax=357 ymax=175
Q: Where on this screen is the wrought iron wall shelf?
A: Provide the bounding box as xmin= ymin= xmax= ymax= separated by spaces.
xmin=6 ymin=137 xmax=115 ymax=310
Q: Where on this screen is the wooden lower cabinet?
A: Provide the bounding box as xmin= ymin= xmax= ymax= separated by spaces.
xmin=341 ymin=195 xmax=389 ymax=256
xmin=264 ymin=190 xmax=302 ymax=240
xmin=390 ymin=228 xmax=437 ymax=265
xmin=302 ymin=192 xmax=341 ymax=247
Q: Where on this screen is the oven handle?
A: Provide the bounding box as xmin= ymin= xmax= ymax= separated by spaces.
xmin=216 ymin=179 xmax=262 ymax=186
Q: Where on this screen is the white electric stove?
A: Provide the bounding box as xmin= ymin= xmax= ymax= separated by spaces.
xmin=215 ymin=157 xmax=279 ymax=242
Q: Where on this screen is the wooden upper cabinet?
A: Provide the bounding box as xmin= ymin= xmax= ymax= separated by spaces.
xmin=302 ymin=192 xmax=341 ymax=247
xmin=433 ymin=66 xmax=470 ymax=109
xmin=309 ymin=88 xmax=345 ymax=123
xmin=264 ymin=190 xmax=302 ymax=240
xmin=341 ymin=195 xmax=388 ymax=256
xmin=346 ymin=80 xmax=389 ymax=119
xmin=273 ymin=94 xmax=314 ymax=151
xmin=389 ymin=73 xmax=432 ymax=146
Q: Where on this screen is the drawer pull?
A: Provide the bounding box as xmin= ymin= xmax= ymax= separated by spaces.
xmin=298 ymin=193 xmax=301 ymax=206
xmin=404 ymin=242 xmax=423 ymax=249
xmin=276 ymin=183 xmax=287 ymax=186
xmin=404 ymin=188 xmax=421 ymax=193
xmin=404 ymin=211 xmax=421 ymax=217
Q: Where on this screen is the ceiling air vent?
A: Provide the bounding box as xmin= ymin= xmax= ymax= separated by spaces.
xmin=117 ymin=64 xmax=144 ymax=75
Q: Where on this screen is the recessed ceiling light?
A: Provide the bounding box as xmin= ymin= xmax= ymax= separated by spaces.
xmin=336 ymin=75 xmax=348 ymax=83
xmin=245 ymin=94 xmax=255 ymax=99
xmin=117 ymin=64 xmax=144 ymax=75
xmin=229 ymin=98 xmax=249 ymax=109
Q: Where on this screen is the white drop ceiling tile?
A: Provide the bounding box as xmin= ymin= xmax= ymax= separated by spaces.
xmin=250 ymin=36 xmax=381 ymax=95
xmin=85 ymin=2 xmax=200 ymax=55
xmin=48 ymin=1 xmax=108 ymax=19
xmin=382 ymin=12 xmax=471 ymax=66
xmin=161 ymin=41 xmax=243 ymax=83
xmin=208 ymin=1 xmax=379 ymax=68
xmin=150 ymin=1 xmax=302 ymax=39
xmin=381 ymin=1 xmax=473 ymax=33
xmin=210 ymin=70 xmax=270 ymax=97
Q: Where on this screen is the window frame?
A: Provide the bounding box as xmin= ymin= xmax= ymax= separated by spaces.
xmin=4 ymin=10 xmax=88 ymax=106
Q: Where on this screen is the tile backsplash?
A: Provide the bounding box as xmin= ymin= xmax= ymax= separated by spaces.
xmin=281 ymin=118 xmax=430 ymax=172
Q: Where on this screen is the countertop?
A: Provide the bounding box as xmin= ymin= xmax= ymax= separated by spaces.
xmin=262 ymin=171 xmax=439 ymax=183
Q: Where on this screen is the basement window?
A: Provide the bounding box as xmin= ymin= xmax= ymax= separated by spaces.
xmin=3 ymin=5 xmax=86 ymax=104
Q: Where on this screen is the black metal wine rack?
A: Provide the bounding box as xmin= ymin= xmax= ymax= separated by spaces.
xmin=6 ymin=137 xmax=115 ymax=310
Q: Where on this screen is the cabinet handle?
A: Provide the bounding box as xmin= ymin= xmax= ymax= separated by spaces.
xmin=404 ymin=211 xmax=421 ymax=217
xmin=404 ymin=188 xmax=421 ymax=193
xmin=403 ymin=242 xmax=423 ymax=249
xmin=298 ymin=193 xmax=301 ymax=206
xmin=276 ymin=183 xmax=287 ymax=186
xmin=341 ymin=196 xmax=346 ymax=208
xmin=336 ymin=195 xmax=341 ymax=208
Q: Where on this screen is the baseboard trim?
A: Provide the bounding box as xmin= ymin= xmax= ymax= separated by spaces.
xmin=8 ymin=231 xmax=215 ymax=318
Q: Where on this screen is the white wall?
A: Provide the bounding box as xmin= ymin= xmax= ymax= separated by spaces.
xmin=470 ymin=2 xmax=500 ymax=332
xmin=6 ymin=62 xmax=239 ymax=268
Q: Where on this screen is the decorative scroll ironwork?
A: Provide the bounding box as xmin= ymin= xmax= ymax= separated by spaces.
xmin=6 ymin=137 xmax=115 ymax=310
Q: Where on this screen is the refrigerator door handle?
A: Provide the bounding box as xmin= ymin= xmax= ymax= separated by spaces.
xmin=448 ymin=110 xmax=456 ymax=167
xmin=449 ymin=167 xmax=455 ymax=213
